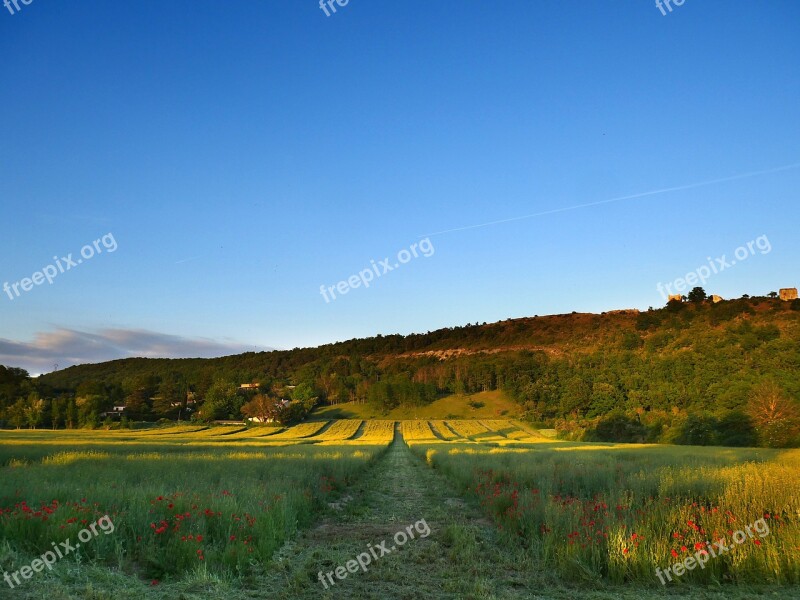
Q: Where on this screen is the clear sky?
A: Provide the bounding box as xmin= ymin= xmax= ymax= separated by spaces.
xmin=1 ymin=0 xmax=798 ymax=374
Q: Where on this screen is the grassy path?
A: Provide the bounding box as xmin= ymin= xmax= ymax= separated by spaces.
xmin=263 ymin=424 xmax=516 ymax=599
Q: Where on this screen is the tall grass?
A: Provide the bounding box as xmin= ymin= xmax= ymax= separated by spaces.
xmin=0 ymin=429 xmax=389 ymax=581
xmin=409 ymin=439 xmax=800 ymax=585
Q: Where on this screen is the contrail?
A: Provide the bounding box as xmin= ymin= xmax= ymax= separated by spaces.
xmin=422 ymin=161 xmax=800 ymax=237
xmin=174 ymin=256 xmax=203 ymax=265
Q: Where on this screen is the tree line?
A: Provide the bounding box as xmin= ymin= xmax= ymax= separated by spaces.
xmin=2 ymin=294 xmax=798 ymax=445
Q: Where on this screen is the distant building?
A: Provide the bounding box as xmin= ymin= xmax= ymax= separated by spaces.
xmin=668 ymin=294 xmax=682 ymax=303
xmin=711 ymin=295 xmax=724 ymax=303
xmin=239 ymin=383 xmax=260 ymax=390
xmin=100 ymin=406 xmax=126 ymax=420
xmin=171 ymin=394 xmax=197 ymax=408
xmin=779 ymin=288 xmax=798 ymax=301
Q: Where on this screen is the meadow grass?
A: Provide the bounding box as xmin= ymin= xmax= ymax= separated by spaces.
xmin=0 ymin=428 xmax=389 ymax=585
xmin=2 ymin=421 xmax=799 ymax=597
xmin=407 ymin=435 xmax=800 ymax=585
xmin=309 ymin=390 xmax=522 ymax=420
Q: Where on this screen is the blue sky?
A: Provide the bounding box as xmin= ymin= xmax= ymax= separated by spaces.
xmin=1 ymin=0 xmax=798 ymax=374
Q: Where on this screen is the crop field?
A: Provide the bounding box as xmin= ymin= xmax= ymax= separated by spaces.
xmin=308 ymin=419 xmax=363 ymax=441
xmin=1 ymin=421 xmax=799 ymax=599
xmin=352 ymin=420 xmax=395 ymax=443
xmin=407 ymin=436 xmax=800 ymax=589
xmin=429 ymin=420 xmax=463 ymax=441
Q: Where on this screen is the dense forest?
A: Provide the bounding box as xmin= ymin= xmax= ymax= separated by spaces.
xmin=2 ymin=293 xmax=799 ymax=446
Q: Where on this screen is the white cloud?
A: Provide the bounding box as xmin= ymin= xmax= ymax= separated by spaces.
xmin=0 ymin=328 xmax=273 ymax=375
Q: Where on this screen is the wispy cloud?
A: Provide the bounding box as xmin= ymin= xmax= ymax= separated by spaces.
xmin=0 ymin=328 xmax=273 ymax=375
xmin=423 ymin=161 xmax=800 ymax=237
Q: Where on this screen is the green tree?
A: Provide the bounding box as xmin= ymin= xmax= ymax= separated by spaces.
xmin=716 ymin=411 xmax=758 ymax=447
xmin=24 ymin=393 xmax=44 ymax=429
xmin=587 ymin=382 xmax=622 ymax=418
xmin=588 ymin=411 xmax=646 ymax=443
xmin=687 ymin=287 xmax=707 ymax=303
xmin=50 ymin=398 xmax=62 ymax=430
xmin=674 ymin=414 xmax=718 ymax=446
xmin=196 ymin=381 xmax=238 ymax=422
xmin=8 ymin=398 xmax=26 ymax=429
xmin=66 ymin=399 xmax=78 ymax=429
xmin=124 ymin=387 xmax=152 ymax=421
xmin=154 ymin=373 xmax=187 ymax=417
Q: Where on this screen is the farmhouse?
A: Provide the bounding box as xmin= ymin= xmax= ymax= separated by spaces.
xmin=100 ymin=405 xmax=126 ymax=420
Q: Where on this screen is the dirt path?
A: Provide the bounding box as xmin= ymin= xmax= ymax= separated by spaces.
xmin=262 ymin=424 xmax=519 ymax=599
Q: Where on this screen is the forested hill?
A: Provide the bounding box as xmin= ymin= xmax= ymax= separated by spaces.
xmin=3 ymin=296 xmax=797 ymax=440
xmin=36 ymin=296 xmax=798 ymax=399
xmin=36 ymin=308 xmax=646 ymax=391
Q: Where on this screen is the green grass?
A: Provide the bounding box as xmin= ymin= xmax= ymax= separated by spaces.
xmin=0 ymin=426 xmax=389 ymax=595
xmin=2 ymin=421 xmax=799 ymax=599
xmin=309 ymin=390 xmax=522 ymax=420
xmin=406 ymin=437 xmax=800 ymax=586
